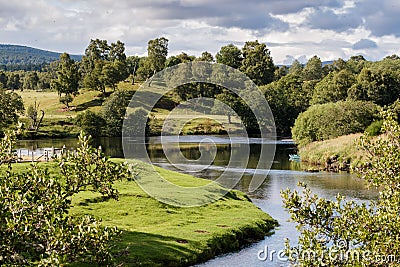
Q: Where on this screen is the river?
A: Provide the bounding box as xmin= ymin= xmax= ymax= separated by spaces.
xmin=16 ymin=136 xmax=375 ymax=267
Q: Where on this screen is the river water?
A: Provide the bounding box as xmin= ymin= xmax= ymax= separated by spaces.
xmin=16 ymin=136 xmax=375 ymax=267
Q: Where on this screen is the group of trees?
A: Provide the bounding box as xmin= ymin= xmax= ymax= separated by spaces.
xmin=2 ymin=36 xmax=400 ymax=139
xmin=263 ymin=55 xmax=400 ymax=139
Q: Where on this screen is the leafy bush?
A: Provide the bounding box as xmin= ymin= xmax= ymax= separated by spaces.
xmin=0 ymin=131 xmax=129 ymax=265
xmin=364 ymin=120 xmax=383 ymax=136
xmin=75 ymin=110 xmax=106 ymax=137
xmin=102 ymin=90 xmax=134 ymax=136
xmin=292 ymin=100 xmax=379 ymax=146
xmin=282 ymin=111 xmax=400 ymax=266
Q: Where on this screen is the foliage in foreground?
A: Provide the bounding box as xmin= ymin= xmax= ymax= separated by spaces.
xmin=282 ymin=110 xmax=400 ymax=266
xmin=0 ymin=132 xmax=128 ymax=265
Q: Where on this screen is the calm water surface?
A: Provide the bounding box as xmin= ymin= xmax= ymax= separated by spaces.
xmin=17 ymin=136 xmax=375 ymax=267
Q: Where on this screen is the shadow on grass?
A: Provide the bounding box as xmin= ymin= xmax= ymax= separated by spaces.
xmin=113 ymin=231 xmax=198 ymax=267
xmin=74 ymin=98 xmax=105 ymax=112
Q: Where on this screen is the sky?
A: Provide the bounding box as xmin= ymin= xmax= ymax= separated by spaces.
xmin=1 ymin=0 xmax=400 ymax=64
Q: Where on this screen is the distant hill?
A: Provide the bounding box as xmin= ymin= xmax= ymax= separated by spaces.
xmin=0 ymin=44 xmax=82 ymax=71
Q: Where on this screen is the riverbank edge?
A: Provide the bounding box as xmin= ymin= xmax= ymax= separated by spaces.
xmin=297 ymin=133 xmax=366 ymax=172
xmin=69 ymin=159 xmax=278 ymax=266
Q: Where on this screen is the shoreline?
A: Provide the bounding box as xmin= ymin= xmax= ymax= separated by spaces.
xmin=64 ymin=160 xmax=277 ymax=266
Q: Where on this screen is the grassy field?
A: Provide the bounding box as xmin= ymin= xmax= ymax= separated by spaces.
xmin=298 ymin=133 xmax=366 ymax=171
xmin=16 ymin=82 xmax=243 ymax=138
xmin=9 ymin=160 xmax=277 ymax=266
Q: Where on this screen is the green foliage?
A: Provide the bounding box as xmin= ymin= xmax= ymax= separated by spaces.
xmin=51 ymin=53 xmax=80 ymax=108
xmin=216 ymin=44 xmax=243 ymax=69
xmin=0 ymin=131 xmax=127 ymax=265
xmin=364 ymin=120 xmax=383 ymax=136
xmin=240 ymin=40 xmax=275 ymax=85
xmin=147 ymin=37 xmax=169 ymax=73
xmin=80 ymin=39 xmax=129 ymax=93
xmin=347 ymin=67 xmax=400 ymax=106
xmin=75 ymin=110 xmax=105 ymax=137
xmin=197 ymin=51 xmax=214 ymax=62
xmin=282 ymin=111 xmax=400 ymax=266
xmin=311 ymin=69 xmax=355 ymax=105
xmin=101 ymin=90 xmax=134 ymax=136
xmin=263 ymin=73 xmax=310 ymax=135
xmin=303 ymin=56 xmax=323 ymax=81
xmin=292 ymin=100 xmax=379 ymax=146
xmin=0 ymin=89 xmax=24 ymax=132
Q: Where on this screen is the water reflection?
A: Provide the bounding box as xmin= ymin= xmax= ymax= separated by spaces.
xmin=16 ymin=136 xmax=376 ymax=267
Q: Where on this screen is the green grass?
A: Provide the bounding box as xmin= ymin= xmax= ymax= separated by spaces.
xmin=9 ymin=160 xmax=276 ymax=266
xmin=16 ymin=82 xmax=234 ymax=138
xmin=299 ymin=133 xmax=366 ymax=169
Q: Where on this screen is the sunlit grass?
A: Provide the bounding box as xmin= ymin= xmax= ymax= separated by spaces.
xmin=8 ymin=160 xmax=276 ymax=266
xmin=299 ymin=133 xmax=365 ymax=168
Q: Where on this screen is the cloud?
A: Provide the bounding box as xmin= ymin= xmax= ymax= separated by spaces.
xmin=0 ymin=0 xmax=399 ymax=64
xmin=305 ymin=7 xmax=362 ymax=32
xmin=352 ymin=39 xmax=378 ymax=50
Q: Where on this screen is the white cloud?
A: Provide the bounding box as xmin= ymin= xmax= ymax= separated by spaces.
xmin=0 ymin=0 xmax=399 ymax=64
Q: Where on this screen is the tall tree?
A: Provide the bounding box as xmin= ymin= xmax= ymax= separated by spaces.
xmin=216 ymin=44 xmax=243 ymax=69
xmin=197 ymin=51 xmax=214 ymax=62
xmin=51 ymin=53 xmax=80 ymax=109
xmin=311 ymin=69 xmax=356 ymax=105
xmin=303 ymin=55 xmax=323 ymax=81
xmin=0 ymin=88 xmax=24 ymax=132
xmin=240 ymin=40 xmax=275 ymax=85
xmin=288 ymin=59 xmax=303 ymax=76
xmin=80 ymin=39 xmax=128 ymax=93
xmin=147 ymin=37 xmax=168 ymax=74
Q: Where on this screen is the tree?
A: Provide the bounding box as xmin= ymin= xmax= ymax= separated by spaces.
xmin=75 ymin=110 xmax=105 ymax=137
xmin=311 ymin=69 xmax=356 ymax=105
xmin=23 ymin=71 xmax=39 ymax=90
xmin=26 ymin=100 xmax=44 ymax=132
xmin=127 ymin=55 xmax=140 ymax=84
xmin=348 ymin=67 xmax=400 ymax=106
xmin=147 ymin=37 xmax=168 ymax=74
xmin=51 ymin=53 xmax=80 ymax=109
xmin=240 ymin=40 xmax=275 ymax=85
xmin=6 ymin=72 xmax=20 ymax=90
xmin=197 ymin=51 xmax=214 ymax=62
xmin=0 ymin=131 xmax=127 ymax=265
xmin=80 ymin=39 xmax=128 ymax=93
xmin=288 ymin=60 xmax=303 ymax=76
xmin=0 ymin=89 xmax=24 ymax=132
xmin=282 ymin=110 xmax=400 ymax=266
xmin=215 ymin=44 xmax=243 ymax=69
xmin=0 ymin=71 xmax=8 ymax=88
xmin=303 ymin=55 xmax=323 ymax=81
xmin=263 ymin=74 xmax=309 ymax=135
xmin=102 ymin=90 xmax=135 ymax=136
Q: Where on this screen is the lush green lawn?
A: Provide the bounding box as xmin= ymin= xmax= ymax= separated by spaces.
xmin=10 ymin=160 xmax=276 ymax=266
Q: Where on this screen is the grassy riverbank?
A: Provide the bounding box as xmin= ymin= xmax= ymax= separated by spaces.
xmin=298 ymin=133 xmax=366 ymax=172
xmin=10 ymin=160 xmax=277 ymax=266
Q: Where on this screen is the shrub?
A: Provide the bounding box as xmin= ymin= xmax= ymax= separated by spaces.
xmin=364 ymin=120 xmax=383 ymax=136
xmin=75 ymin=110 xmax=106 ymax=137
xmin=292 ymin=100 xmax=379 ymax=146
